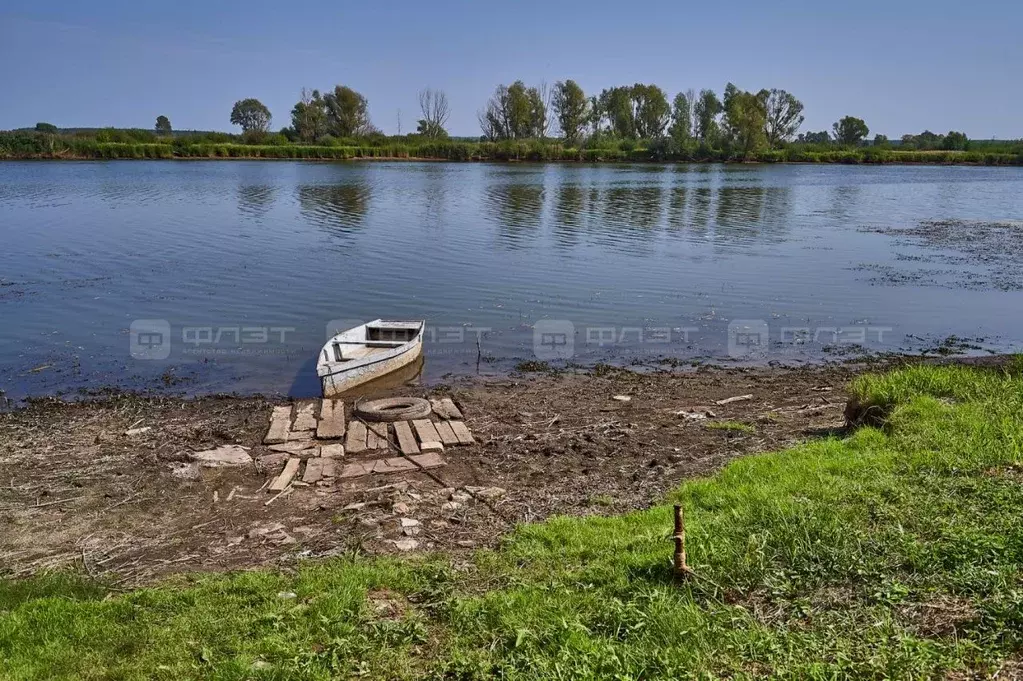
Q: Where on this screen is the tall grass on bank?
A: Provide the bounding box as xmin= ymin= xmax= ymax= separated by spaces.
xmin=3 ymin=131 xmax=1023 ymax=165
xmin=3 ymin=360 xmax=1023 ymax=678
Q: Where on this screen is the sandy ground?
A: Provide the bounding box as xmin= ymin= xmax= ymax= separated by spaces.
xmin=0 ymin=362 xmax=899 ymax=584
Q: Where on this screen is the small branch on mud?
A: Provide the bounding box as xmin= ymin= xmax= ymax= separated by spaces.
xmin=264 ymin=484 xmax=293 ymax=506
xmin=0 ymin=495 xmax=89 ymax=511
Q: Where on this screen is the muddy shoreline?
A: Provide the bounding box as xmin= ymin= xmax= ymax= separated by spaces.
xmin=0 ymin=356 xmax=1010 ymax=585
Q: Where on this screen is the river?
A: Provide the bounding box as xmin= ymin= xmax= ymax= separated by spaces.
xmin=2 ymin=160 xmax=1022 ymax=399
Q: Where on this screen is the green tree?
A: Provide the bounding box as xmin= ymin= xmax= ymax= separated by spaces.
xmin=598 ymin=86 xmax=635 ymax=138
xmin=832 ymin=116 xmax=869 ymax=145
xmin=526 ymin=83 xmax=551 ymax=138
xmin=553 ymin=80 xmax=590 ymax=145
xmin=155 ymin=115 xmax=172 ymax=136
xmin=291 ymin=88 xmax=328 ymax=142
xmin=478 ymin=81 xmax=536 ymax=140
xmin=722 ymin=84 xmax=768 ymax=158
xmin=669 ymin=91 xmax=693 ymax=145
xmin=34 ymin=122 xmax=58 ymax=133
xmin=763 ymin=89 xmax=803 ymax=147
xmin=324 ymin=85 xmax=370 ymax=137
xmin=230 ymin=98 xmax=272 ymax=133
xmin=942 ymin=130 xmax=969 ymax=151
xmin=799 ymin=130 xmax=831 ymax=144
xmin=873 ymin=134 xmax=890 ymax=147
xmin=693 ymin=89 xmax=722 ymax=142
xmin=417 ymin=88 xmax=450 ymax=138
xmin=631 ymin=84 xmax=670 ymax=139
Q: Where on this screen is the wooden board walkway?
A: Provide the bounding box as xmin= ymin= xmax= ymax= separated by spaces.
xmin=450 ymin=421 xmax=475 ymax=445
xmin=433 ymin=421 xmax=458 ymax=445
xmin=264 ymin=406 xmax=292 ymax=444
xmin=346 ymin=420 xmax=367 ymax=454
xmin=316 ymin=399 xmax=345 ymax=439
xmin=394 ymin=421 xmax=419 ymax=455
xmin=412 ymin=419 xmax=441 ymax=444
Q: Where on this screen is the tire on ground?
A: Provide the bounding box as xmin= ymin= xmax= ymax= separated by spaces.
xmin=354 ymin=397 xmax=432 ymax=422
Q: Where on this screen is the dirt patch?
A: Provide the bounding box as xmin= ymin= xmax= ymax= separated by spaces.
xmin=0 ymin=360 xmax=952 ymax=585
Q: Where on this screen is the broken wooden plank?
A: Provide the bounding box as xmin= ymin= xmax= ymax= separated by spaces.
xmin=394 ymin=421 xmax=420 ymax=455
xmin=320 ymin=444 xmax=345 ymax=459
xmin=367 ymin=422 xmax=389 ymax=449
xmin=339 ymin=453 xmax=447 ymax=480
xmin=429 ymin=398 xmax=463 ymax=420
xmin=268 ymin=458 xmax=301 ymax=492
xmin=411 ymin=452 xmax=446 ymax=469
xmin=420 ymin=441 xmax=444 ymax=453
xmin=292 ymin=401 xmax=317 ymax=432
xmin=440 ymin=398 xmax=462 ymax=419
xmin=366 ymin=429 xmax=380 ymax=450
xmin=371 ymin=457 xmax=416 ymax=474
xmin=714 ymin=394 xmax=754 ymax=406
xmin=267 ymin=441 xmax=317 ymax=455
xmin=433 ymin=420 xmax=459 ymax=445
xmin=412 ymin=419 xmax=441 ymax=445
xmin=302 ymin=458 xmax=324 ymax=483
xmin=316 ymin=399 xmax=346 ymax=439
xmin=264 ymin=406 xmax=292 ymax=444
xmin=345 ymin=420 xmax=367 ymax=454
xmin=449 ymin=421 xmax=475 ymax=445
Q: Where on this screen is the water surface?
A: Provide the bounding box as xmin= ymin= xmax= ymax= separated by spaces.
xmin=2 ymin=161 xmax=1022 ymax=399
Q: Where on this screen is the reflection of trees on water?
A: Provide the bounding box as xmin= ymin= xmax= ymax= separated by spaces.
xmin=237 ymin=185 xmax=276 ymax=221
xmin=712 ymin=185 xmax=792 ymax=245
xmin=297 ymin=182 xmax=371 ymax=235
xmin=603 ymin=186 xmax=664 ymax=231
xmin=488 ymin=182 xmax=545 ymax=249
xmin=553 ymin=184 xmax=585 ymax=248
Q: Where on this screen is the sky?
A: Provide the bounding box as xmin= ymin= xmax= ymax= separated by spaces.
xmin=1 ymin=0 xmax=1021 ymax=139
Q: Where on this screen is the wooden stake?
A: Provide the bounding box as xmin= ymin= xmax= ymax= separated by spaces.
xmin=673 ymin=504 xmax=690 ymax=577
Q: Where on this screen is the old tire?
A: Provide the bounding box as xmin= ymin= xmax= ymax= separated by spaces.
xmin=355 ymin=397 xmax=432 ymax=422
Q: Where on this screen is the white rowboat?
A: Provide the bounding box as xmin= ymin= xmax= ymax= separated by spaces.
xmin=317 ymin=320 xmax=425 ymax=397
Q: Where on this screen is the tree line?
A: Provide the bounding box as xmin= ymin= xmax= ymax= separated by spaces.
xmin=209 ymin=81 xmax=973 ymax=157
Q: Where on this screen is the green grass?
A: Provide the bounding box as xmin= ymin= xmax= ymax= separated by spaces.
xmin=4 ymin=361 xmax=1023 ymax=678
xmin=3 ymin=131 xmax=1023 ymax=165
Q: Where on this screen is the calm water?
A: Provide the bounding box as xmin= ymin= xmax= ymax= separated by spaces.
xmin=3 ymin=160 xmax=1023 ymax=399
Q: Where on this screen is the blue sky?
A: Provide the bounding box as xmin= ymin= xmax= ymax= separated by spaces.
xmin=2 ymin=0 xmax=1020 ymax=138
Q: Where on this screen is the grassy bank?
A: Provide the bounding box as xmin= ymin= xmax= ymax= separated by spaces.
xmin=3 ymin=131 xmax=1023 ymax=165
xmin=4 ymin=360 xmax=1023 ymax=678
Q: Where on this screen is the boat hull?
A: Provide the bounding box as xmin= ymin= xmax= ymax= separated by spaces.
xmin=320 ymin=337 xmax=424 ymax=397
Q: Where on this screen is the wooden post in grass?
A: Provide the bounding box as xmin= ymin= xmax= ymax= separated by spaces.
xmin=673 ymin=504 xmax=690 ymax=577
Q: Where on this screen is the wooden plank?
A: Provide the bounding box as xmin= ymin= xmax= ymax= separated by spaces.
xmin=264 ymin=406 xmax=292 ymax=444
xmin=412 ymin=419 xmax=441 ymax=444
xmin=366 ymin=429 xmax=379 ymax=450
xmin=316 ymin=399 xmax=346 ymax=440
xmin=302 ymin=458 xmax=324 ymax=483
xmin=450 ymin=421 xmax=475 ymax=445
xmin=394 ymin=421 xmax=420 ymax=455
xmin=410 ymin=452 xmax=446 ymax=469
xmin=433 ymin=420 xmax=458 ymax=445
xmin=440 ymin=398 xmax=463 ymax=419
xmin=292 ymin=401 xmax=317 ymax=432
xmin=339 ymin=453 xmax=446 ymax=479
xmin=320 ymin=458 xmax=336 ymax=478
xmin=345 ymin=420 xmax=367 ymax=454
xmin=268 ymin=457 xmax=301 ymax=492
xmin=367 ymin=422 xmax=390 ymax=449
xmin=268 ymin=441 xmax=316 ymax=455
xmin=320 ymin=444 xmax=345 ymax=459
